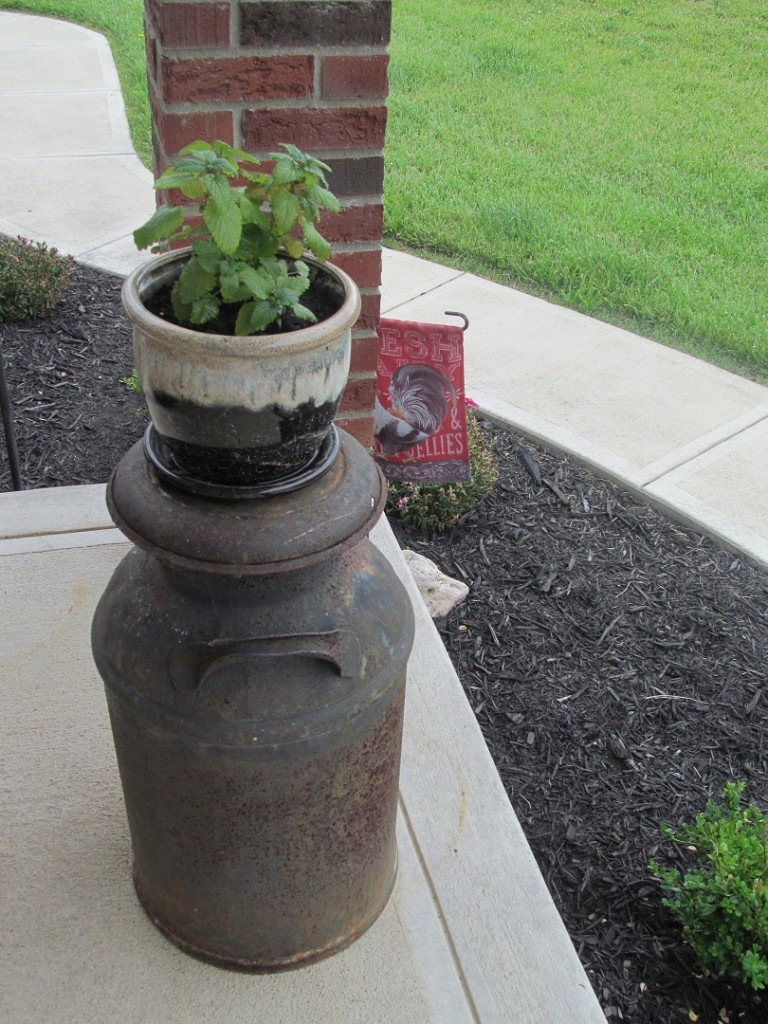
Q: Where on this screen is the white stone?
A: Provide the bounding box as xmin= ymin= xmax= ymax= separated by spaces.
xmin=403 ymin=549 xmax=469 ymax=617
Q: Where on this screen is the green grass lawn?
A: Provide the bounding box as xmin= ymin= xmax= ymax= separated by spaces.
xmin=5 ymin=0 xmax=768 ymax=381
xmin=387 ymin=0 xmax=768 ymax=381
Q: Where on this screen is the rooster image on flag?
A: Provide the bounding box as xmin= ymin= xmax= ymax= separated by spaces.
xmin=374 ymin=315 xmax=470 ymax=483
xmin=374 ymin=363 xmax=457 ymax=455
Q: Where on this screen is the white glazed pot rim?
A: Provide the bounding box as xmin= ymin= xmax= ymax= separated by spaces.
xmin=122 ymin=248 xmax=361 ymax=358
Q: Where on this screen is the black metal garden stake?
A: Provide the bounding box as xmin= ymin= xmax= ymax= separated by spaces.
xmin=0 ymin=336 xmax=23 ymax=490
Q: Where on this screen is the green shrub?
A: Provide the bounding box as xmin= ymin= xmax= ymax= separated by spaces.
xmin=649 ymin=781 xmax=768 ymax=990
xmin=386 ymin=411 xmax=498 ymax=531
xmin=0 ymin=235 xmax=72 ymax=323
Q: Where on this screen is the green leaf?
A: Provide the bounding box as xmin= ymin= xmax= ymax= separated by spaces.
xmin=176 ymin=257 xmax=217 ymax=303
xmin=248 ymin=300 xmax=280 ymax=332
xmin=133 ymin=205 xmax=185 ymax=250
xmin=170 ymin=281 xmax=193 ymax=323
xmin=235 ymin=301 xmax=256 ymax=336
xmin=303 ymin=223 xmax=331 ymax=261
xmin=203 ymin=196 xmax=242 ymax=254
xmin=306 ymin=153 xmax=333 ymax=176
xmin=291 ymin=303 xmax=317 ymax=323
xmin=238 ymin=265 xmax=272 ymax=300
xmin=211 ymin=140 xmax=258 ymax=167
xmin=298 ymin=194 xmax=318 ymax=221
xmin=192 ymin=240 xmax=224 ymax=273
xmin=240 ymin=225 xmax=280 ymax=258
xmin=170 ymin=154 xmax=210 ymax=172
xmin=204 ymin=174 xmax=235 ymax=211
xmin=309 ymin=184 xmax=341 ymax=213
xmin=271 ymin=189 xmax=301 ymax=235
xmin=272 ymin=143 xmax=305 ymax=163
xmin=178 ymin=144 xmax=236 ymax=176
xmin=189 ymin=294 xmax=220 ymax=325
xmin=283 ymin=236 xmax=304 ymax=259
xmin=179 ymin=180 xmax=207 ymax=201
xmin=220 ymin=269 xmax=249 ymax=303
xmin=154 ymin=169 xmax=199 ymax=191
xmin=235 ymin=299 xmax=279 ymax=335
xmin=238 ymin=194 xmax=269 ymax=229
xmin=179 ymin=140 xmax=214 ymax=154
xmin=270 ymin=155 xmax=302 ymax=186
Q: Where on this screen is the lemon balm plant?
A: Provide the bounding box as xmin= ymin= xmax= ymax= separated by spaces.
xmin=122 ymin=139 xmax=361 ymax=489
xmin=134 ymin=141 xmax=341 ymax=336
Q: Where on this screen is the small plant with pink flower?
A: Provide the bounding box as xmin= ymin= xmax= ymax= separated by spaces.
xmin=0 ymin=235 xmax=72 ymax=323
xmin=386 ymin=406 xmax=498 ymax=531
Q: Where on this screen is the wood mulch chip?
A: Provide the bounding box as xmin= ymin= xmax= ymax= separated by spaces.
xmin=2 ymin=265 xmax=767 ymax=1023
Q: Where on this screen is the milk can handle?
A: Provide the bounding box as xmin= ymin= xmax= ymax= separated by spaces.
xmin=170 ymin=629 xmax=361 ymax=693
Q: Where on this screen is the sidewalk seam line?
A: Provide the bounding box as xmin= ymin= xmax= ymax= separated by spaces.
xmin=640 ymin=409 xmax=768 ymax=487
xmin=397 ymin=793 xmax=483 ymax=1024
xmin=382 ymin=273 xmax=468 ymax=313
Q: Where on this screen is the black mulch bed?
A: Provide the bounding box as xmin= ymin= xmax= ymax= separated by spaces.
xmin=0 ymin=263 xmax=144 ymax=491
xmin=2 ymin=265 xmax=767 ymax=1023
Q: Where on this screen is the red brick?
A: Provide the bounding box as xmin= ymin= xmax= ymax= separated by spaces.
xmin=157 ymin=108 xmax=235 ymax=158
xmin=146 ymin=0 xmax=158 ymax=33
xmin=240 ymin=1 xmax=391 ymax=48
xmin=356 ymin=292 xmax=381 ymax=331
xmin=156 ymin=2 xmax=231 ymax=48
xmin=144 ymin=20 xmax=159 ymax=86
xmin=242 ymin=106 xmax=387 ymax=152
xmin=322 ymin=55 xmax=389 ymax=99
xmin=331 ymin=248 xmax=382 ymax=289
xmin=335 ymin=413 xmax=374 ymax=449
xmin=321 ymin=204 xmax=384 ymax=244
xmin=339 ymin=375 xmax=376 ymax=413
xmin=349 ymin=333 xmax=379 ymax=374
xmin=162 ymin=55 xmax=314 ymax=103
xmin=326 ymin=156 xmax=384 ymax=198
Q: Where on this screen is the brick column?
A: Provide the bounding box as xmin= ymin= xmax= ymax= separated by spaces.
xmin=143 ymin=0 xmax=390 ymax=448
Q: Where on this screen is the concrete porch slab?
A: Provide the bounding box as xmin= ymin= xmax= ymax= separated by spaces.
xmin=0 ymin=484 xmax=606 ymax=1024
xmin=1 ymin=482 xmax=112 ymax=539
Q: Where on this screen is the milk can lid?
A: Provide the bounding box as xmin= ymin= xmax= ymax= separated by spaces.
xmin=106 ymin=430 xmax=386 ymax=575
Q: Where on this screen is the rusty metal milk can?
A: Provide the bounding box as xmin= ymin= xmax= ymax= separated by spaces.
xmin=91 ymin=427 xmax=414 ymax=970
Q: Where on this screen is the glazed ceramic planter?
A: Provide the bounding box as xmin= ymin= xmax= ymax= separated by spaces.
xmin=122 ymin=249 xmax=361 ymax=488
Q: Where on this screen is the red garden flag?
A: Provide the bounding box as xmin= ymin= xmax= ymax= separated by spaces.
xmin=374 ymin=316 xmax=471 ymax=483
